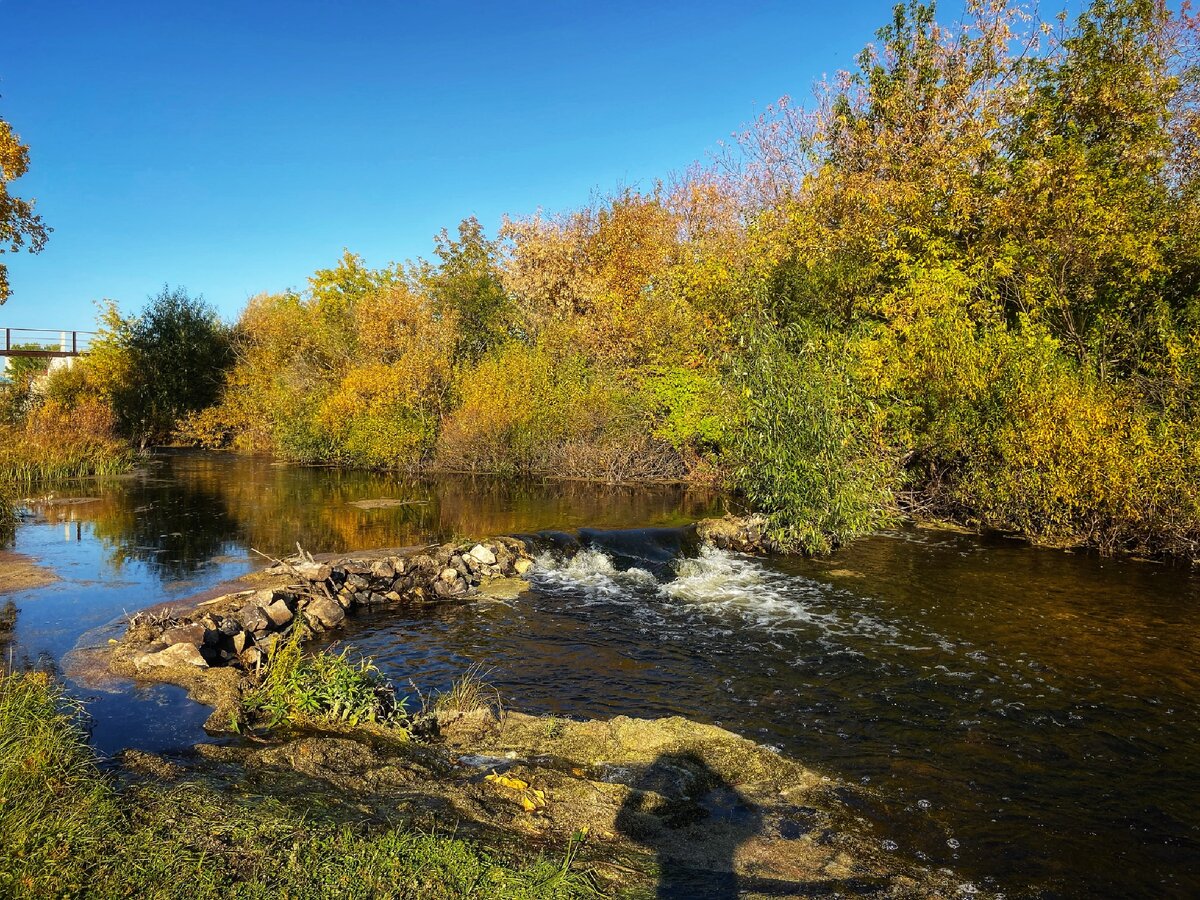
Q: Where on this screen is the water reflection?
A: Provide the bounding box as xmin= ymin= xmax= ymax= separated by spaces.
xmin=7 ymin=451 xmax=1199 ymax=898
xmin=30 ymin=451 xmax=723 ymax=577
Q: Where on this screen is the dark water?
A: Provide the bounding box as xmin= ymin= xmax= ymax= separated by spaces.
xmin=5 ymin=452 xmax=1198 ymax=898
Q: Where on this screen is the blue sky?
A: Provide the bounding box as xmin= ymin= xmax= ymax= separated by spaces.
xmin=2 ymin=0 xmax=906 ymax=327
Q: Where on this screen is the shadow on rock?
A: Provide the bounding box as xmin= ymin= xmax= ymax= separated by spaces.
xmin=615 ymin=751 xmax=767 ymax=898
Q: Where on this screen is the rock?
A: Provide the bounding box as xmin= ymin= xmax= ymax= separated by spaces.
xmin=469 ymin=543 xmax=497 ymax=566
xmin=264 ymin=598 xmax=294 ymax=628
xmin=241 ymin=646 xmax=265 ymax=668
xmin=294 ymin=561 xmax=331 ymax=583
xmin=477 ymin=577 xmax=530 ymax=601
xmin=305 ymin=595 xmax=346 ymax=630
xmin=335 ymin=589 xmax=354 ymax=610
xmin=230 ymin=631 xmax=252 ymax=655
xmin=383 ymin=591 xmax=402 ymax=603
xmin=347 ymin=573 xmax=370 ymax=590
xmin=217 ymin=617 xmax=241 ymax=637
xmin=370 ymin=559 xmax=396 ymax=580
xmin=440 ymin=567 xmax=459 ymax=583
xmin=138 ymin=642 xmax=209 ymax=670
xmin=513 ymin=558 xmax=535 ymax=576
xmin=160 ymin=623 xmax=208 ymax=647
xmin=434 ymin=578 xmax=469 ymax=598
xmin=239 ymin=603 xmax=270 ymax=634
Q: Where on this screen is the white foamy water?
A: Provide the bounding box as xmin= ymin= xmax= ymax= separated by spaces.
xmin=531 ymin=543 xmax=914 ymax=644
xmin=662 ymin=544 xmax=837 ymax=630
xmin=531 ymin=547 xmax=658 ymax=600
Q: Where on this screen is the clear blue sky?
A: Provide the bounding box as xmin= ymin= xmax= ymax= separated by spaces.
xmin=2 ymin=0 xmax=909 ymax=328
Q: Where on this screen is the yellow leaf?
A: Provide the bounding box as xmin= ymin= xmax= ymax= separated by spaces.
xmin=485 ymin=772 xmax=529 ymax=791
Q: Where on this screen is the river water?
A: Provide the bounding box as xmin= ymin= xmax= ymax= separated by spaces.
xmin=3 ymin=452 xmax=1197 ymax=898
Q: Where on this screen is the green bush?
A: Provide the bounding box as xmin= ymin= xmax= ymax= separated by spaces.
xmin=243 ymin=634 xmax=409 ymax=730
xmin=732 ymin=324 xmax=900 ymax=553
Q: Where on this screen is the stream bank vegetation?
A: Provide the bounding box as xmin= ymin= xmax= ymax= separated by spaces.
xmin=6 ymin=0 xmax=1200 ymax=561
xmin=0 ymin=668 xmax=597 ymax=899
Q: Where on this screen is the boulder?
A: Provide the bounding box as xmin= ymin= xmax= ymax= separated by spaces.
xmin=305 ymin=596 xmax=346 ymax=630
xmin=293 ymin=561 xmax=331 ymax=583
xmin=264 ymin=598 xmax=294 ymax=628
xmin=239 ymin=603 xmax=270 ymax=634
xmin=160 ymin=623 xmax=208 ymax=647
xmin=513 ymin=558 xmax=535 ymax=576
xmin=469 ymin=543 xmax=497 ymax=566
xmin=230 ymin=631 xmax=252 ymax=655
xmin=137 ymin=642 xmax=209 ymax=670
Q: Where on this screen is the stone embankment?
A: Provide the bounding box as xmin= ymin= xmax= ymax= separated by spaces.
xmin=112 ymin=537 xmax=534 ymax=678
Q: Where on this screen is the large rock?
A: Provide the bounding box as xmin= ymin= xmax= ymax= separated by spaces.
xmin=468 ymin=543 xmax=497 ymax=566
xmin=264 ymin=598 xmax=294 ymax=628
xmin=293 ymin=561 xmax=331 ymax=583
xmin=304 ymin=595 xmax=346 ymax=630
xmin=136 ymin=642 xmax=209 ymax=670
xmin=239 ymin=603 xmax=270 ymax=634
xmin=161 ymin=622 xmax=208 ymax=647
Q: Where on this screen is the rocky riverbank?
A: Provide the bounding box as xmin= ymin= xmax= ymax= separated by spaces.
xmin=90 ymin=521 xmax=973 ymax=897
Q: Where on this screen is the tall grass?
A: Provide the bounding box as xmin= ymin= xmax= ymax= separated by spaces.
xmin=242 ymin=633 xmax=409 ymax=730
xmin=0 ymin=478 xmax=17 ymax=545
xmin=0 ymin=669 xmax=596 ymax=899
xmin=0 ymin=400 xmax=133 ymax=485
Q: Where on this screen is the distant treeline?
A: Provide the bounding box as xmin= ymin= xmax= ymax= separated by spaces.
xmin=6 ymin=0 xmax=1200 ymax=559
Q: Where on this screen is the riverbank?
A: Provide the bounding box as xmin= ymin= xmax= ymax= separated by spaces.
xmin=0 ymin=548 xmax=57 ymax=595
xmin=75 ymin=530 xmax=967 ymax=897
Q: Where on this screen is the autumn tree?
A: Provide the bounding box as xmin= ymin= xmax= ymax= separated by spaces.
xmin=0 ymin=113 xmax=50 ymax=303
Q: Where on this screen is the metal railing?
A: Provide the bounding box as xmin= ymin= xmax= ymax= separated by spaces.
xmin=1 ymin=328 xmax=97 ymax=357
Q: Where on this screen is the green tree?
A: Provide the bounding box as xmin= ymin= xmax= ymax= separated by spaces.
xmin=113 ymin=286 xmax=233 ymax=445
xmin=424 ymin=217 xmax=517 ymax=364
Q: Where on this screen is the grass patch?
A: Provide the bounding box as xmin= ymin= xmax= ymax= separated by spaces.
xmin=0 ymin=669 xmax=596 ymax=898
xmin=242 ymin=633 xmax=410 ymax=731
xmin=433 ymin=663 xmax=503 ymax=718
xmin=0 ymin=478 xmax=16 ymax=546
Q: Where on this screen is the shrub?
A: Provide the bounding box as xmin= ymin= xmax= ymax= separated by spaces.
xmin=732 ymin=324 xmax=900 ymax=553
xmin=242 ymin=636 xmax=409 ymax=730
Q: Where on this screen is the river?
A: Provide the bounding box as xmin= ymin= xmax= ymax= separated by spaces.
xmin=4 ymin=451 xmax=1198 ymax=898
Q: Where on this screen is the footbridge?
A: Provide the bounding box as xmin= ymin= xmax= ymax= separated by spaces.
xmin=1 ymin=328 xmax=96 ymax=358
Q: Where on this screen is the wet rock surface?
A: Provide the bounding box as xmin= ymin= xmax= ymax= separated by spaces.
xmin=171 ymin=710 xmax=959 ymax=898
xmin=695 ymin=514 xmax=777 ymax=554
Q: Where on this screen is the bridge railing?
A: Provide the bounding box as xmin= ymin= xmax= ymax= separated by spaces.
xmin=1 ymin=328 xmax=98 ymax=357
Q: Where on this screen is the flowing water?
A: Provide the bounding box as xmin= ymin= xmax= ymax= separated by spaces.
xmin=3 ymin=452 xmax=1198 ymax=898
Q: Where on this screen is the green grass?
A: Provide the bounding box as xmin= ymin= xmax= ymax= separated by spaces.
xmin=0 ymin=449 xmax=132 ymax=484
xmin=0 ymin=478 xmax=16 ymax=545
xmin=0 ymin=669 xmax=597 ymax=899
xmin=242 ymin=632 xmax=410 ymax=730
xmin=433 ymin=663 xmax=503 ymax=718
